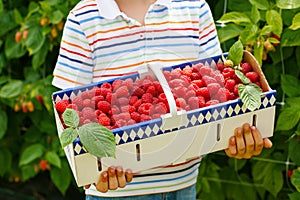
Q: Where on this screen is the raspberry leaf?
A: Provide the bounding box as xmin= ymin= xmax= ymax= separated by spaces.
xmin=62 ymin=108 xmax=79 ymax=128
xmin=238 ymin=83 xmax=262 ymax=111
xmin=227 ymin=40 xmax=244 ymax=66
xmin=60 ymin=127 xmax=78 ymax=148
xmin=78 ymin=123 xmax=116 ymax=158
xmin=235 ymin=70 xmax=250 ymax=84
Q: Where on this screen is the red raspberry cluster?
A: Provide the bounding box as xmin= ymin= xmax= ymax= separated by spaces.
xmin=55 ymin=61 xmax=261 ymax=130
xmin=55 ymin=75 xmax=170 ymax=130
xmin=163 ymin=61 xmax=261 ymax=111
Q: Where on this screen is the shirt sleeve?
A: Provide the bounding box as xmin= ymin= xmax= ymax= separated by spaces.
xmin=198 ymin=0 xmax=222 ymax=59
xmin=52 ymin=11 xmax=94 ymax=90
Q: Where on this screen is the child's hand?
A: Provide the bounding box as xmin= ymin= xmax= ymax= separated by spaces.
xmin=85 ymin=166 xmax=133 ymax=193
xmin=225 ymin=123 xmax=273 ymax=159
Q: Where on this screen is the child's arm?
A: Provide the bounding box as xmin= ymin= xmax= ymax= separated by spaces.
xmin=85 ymin=166 xmax=133 ymax=193
xmin=225 ymin=123 xmax=273 ymax=159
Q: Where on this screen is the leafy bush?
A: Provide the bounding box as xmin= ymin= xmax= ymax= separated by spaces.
xmin=0 ymin=0 xmax=299 ymax=199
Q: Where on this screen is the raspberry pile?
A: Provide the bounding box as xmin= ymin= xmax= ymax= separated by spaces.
xmin=54 ymin=61 xmax=261 ymax=130
xmin=163 ymin=61 xmax=261 ymax=111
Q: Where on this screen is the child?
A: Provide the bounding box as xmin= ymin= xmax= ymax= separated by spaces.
xmin=52 ymin=0 xmax=272 ymax=199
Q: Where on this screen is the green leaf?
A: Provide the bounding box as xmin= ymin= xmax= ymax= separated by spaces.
xmin=4 ymin=31 xmax=27 ymax=59
xmin=227 ymin=40 xmax=244 ymax=66
xmin=281 ymin=28 xmax=300 ymax=47
xmin=252 ymin=161 xmax=283 ymax=197
xmin=217 ymin=23 xmax=244 ymax=43
xmin=0 ymin=11 xmax=18 ymax=36
xmin=266 ymin=10 xmax=283 ymax=36
xmin=50 ymin=160 xmax=71 ymax=195
xmin=21 ymin=165 xmax=37 ymax=181
xmin=62 ymin=108 xmax=79 ymax=128
xmin=78 ymin=123 xmax=116 ymax=158
xmin=285 ymin=97 xmax=300 ymax=108
xmin=0 ymin=149 xmax=12 ymax=176
xmin=276 ymin=0 xmax=300 ymax=9
xmin=240 ymin=24 xmax=259 ymax=44
xmin=45 ymin=151 xmax=61 ymax=168
xmin=249 ymin=0 xmax=269 ymax=10
xmin=24 ymin=26 xmax=46 ymax=55
xmin=217 ymin=12 xmax=251 ymax=24
xmin=291 ymin=168 xmax=300 ymax=192
xmin=289 ymin=13 xmax=300 ymax=30
xmin=288 ymin=192 xmax=300 ymax=200
xmin=253 ymin=39 xmax=264 ymax=66
xmin=288 ymin=139 xmax=300 ymax=166
xmin=19 ymin=144 xmax=45 ymax=166
xmin=276 ymin=108 xmax=300 ymax=131
xmin=0 ymin=110 xmax=7 ymax=139
xmin=250 ymin=5 xmax=260 ymax=24
xmin=0 ymin=80 xmax=23 ymax=98
xmin=49 ymin=10 xmax=64 ymax=24
xmin=235 ymin=70 xmax=250 ymax=85
xmin=238 ymin=83 xmax=262 ymax=111
xmin=13 ymin=8 xmax=23 ymax=25
xmin=0 ymin=0 xmax=3 ymax=15
xmin=281 ymin=74 xmax=300 ymax=97
xmin=260 ymin=25 xmax=273 ymax=36
xmin=32 ymin=41 xmax=49 ymax=70
xmin=59 ymin=127 xmax=78 ymax=148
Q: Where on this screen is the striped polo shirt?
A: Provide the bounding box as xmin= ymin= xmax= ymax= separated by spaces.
xmin=52 ymin=0 xmax=222 ymax=197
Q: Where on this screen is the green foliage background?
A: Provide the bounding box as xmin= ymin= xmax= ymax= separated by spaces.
xmin=0 ymin=0 xmax=299 ymax=199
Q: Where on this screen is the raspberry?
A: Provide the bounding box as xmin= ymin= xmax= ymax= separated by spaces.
xmin=185 ymin=90 xmax=197 ymax=99
xmin=112 ymin=79 xmax=123 ymax=91
xmin=214 ymin=88 xmax=230 ymax=102
xmin=83 ymin=99 xmax=92 ymax=108
xmin=132 ymin=87 xmax=145 ymax=98
xmin=146 ymin=85 xmax=157 ymax=97
xmin=81 ymin=107 xmax=96 ymax=120
xmin=133 ymin=99 xmax=142 ymax=109
xmin=190 ymin=72 xmax=201 ymax=81
xmin=199 ymin=66 xmax=212 ymax=76
xmin=182 ymin=66 xmax=192 ymax=77
xmin=213 ymin=73 xmax=225 ymax=85
xmin=98 ymin=113 xmax=111 ymax=126
xmin=202 ymin=75 xmax=217 ymax=86
xmin=101 ymin=82 xmax=112 ymax=91
xmin=99 ymin=87 xmax=111 ymax=98
xmin=142 ymin=79 xmax=153 ymax=91
xmin=168 ymin=79 xmax=186 ymax=88
xmin=123 ymin=78 xmax=134 ymax=90
xmin=115 ymin=119 xmax=127 ymax=127
xmin=130 ymin=112 xmax=141 ymax=123
xmin=188 ymin=83 xmax=199 ymax=93
xmin=176 ymin=98 xmax=187 ymax=109
xmin=140 ymin=114 xmax=152 ymax=122
xmin=115 ymin=86 xmax=130 ymax=98
xmin=138 ymin=103 xmax=153 ymax=115
xmin=225 ymin=79 xmax=236 ymax=92
xmin=55 ymin=100 xmax=69 ymax=113
xmin=97 ymin=101 xmax=111 ymax=113
xmin=172 ymin=86 xmax=187 ymax=98
xmin=170 ymin=68 xmax=182 ymax=79
xmin=241 ymin=62 xmax=253 ymax=74
xmin=66 ymin=103 xmax=78 ymax=110
xmin=205 ymin=99 xmax=220 ymax=107
xmin=233 ymin=84 xmax=239 ymax=96
xmin=153 ymin=81 xmax=164 ymax=94
xmin=158 ymin=93 xmax=168 ymax=104
xmin=188 ymin=96 xmax=199 ymax=110
xmin=246 ymin=71 xmax=259 ymax=83
xmin=192 ymin=80 xmax=204 ymax=88
xmin=82 ymin=90 xmax=95 ymax=99
xmin=91 ymin=95 xmax=105 ymax=106
xmin=72 ymin=97 xmax=83 ymax=110
xmin=192 ymin=63 xmax=204 ymax=72
xmin=198 ymin=96 xmax=206 ymax=108
xmin=216 ymin=63 xmax=225 ymax=72
xmin=222 ymin=67 xmax=235 ymax=79
xmin=196 ymin=87 xmax=210 ymax=100
xmin=141 ymin=93 xmax=153 ymax=103
xmin=163 ymin=70 xmax=171 ymax=81
xmin=129 ymin=96 xmax=138 ymax=105
xmin=118 ymin=97 xmax=129 ymax=105
xmin=111 ymin=105 xmax=120 ymax=115
xmin=207 ymin=83 xmax=221 ymax=95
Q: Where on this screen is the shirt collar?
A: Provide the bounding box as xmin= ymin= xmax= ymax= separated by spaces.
xmin=97 ymin=0 xmax=172 ymax=20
